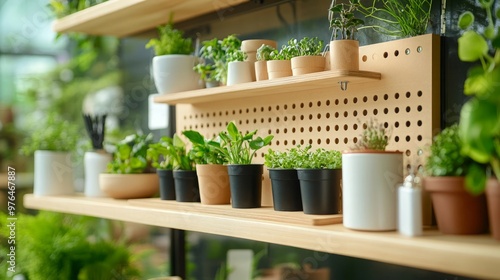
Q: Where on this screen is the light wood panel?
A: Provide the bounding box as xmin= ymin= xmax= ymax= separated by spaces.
xmin=52 ymin=0 xmax=249 ymax=37
xmin=24 ymin=194 xmax=500 ymax=279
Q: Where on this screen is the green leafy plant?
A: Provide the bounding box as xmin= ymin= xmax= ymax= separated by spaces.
xmin=359 ymin=0 xmax=432 ymax=38
xmin=147 ymin=136 xmax=175 ymax=170
xmin=269 ymin=39 xmax=300 ymax=60
xmin=352 ymin=119 xmax=391 ymax=151
xmin=145 ymin=22 xmax=194 ymax=56
xmin=256 ymin=44 xmax=276 ymax=61
xmin=182 ymin=130 xmax=226 ymax=165
xmin=171 ymin=134 xmax=196 ymax=171
xmin=227 ymin=49 xmax=248 ymax=63
xmin=0 ymin=211 xmax=140 ymax=280
xmin=193 ymin=64 xmax=217 ymax=83
xmin=107 ymin=133 xmax=153 ymax=174
xmin=215 ymin=121 xmax=274 ymax=164
xmin=20 ymin=113 xmax=80 ymax=156
xmin=294 ymin=146 xmax=342 ymax=169
xmin=194 ymin=35 xmax=242 ymax=84
xmin=457 ymin=0 xmax=500 ymax=194
xmin=291 ymin=37 xmax=325 ymax=56
xmin=328 ymin=0 xmax=365 ymax=40
xmin=264 ymin=145 xmax=312 ymax=169
xmin=425 ymin=124 xmax=474 ymax=177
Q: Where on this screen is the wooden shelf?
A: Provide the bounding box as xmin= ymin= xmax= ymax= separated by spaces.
xmin=52 ymin=0 xmax=249 ymax=37
xmin=24 ymin=194 xmax=500 ymax=279
xmin=153 ymin=70 xmax=381 ymax=105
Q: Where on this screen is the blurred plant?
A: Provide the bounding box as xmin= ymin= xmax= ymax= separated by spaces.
xmin=107 ymin=133 xmax=154 ymax=174
xmin=147 ymin=136 xmax=175 ymax=170
xmin=265 ymin=145 xmax=311 ymax=169
xmin=256 ymin=44 xmax=276 ymax=61
xmin=183 ymin=130 xmax=226 ymax=165
xmin=290 ymin=37 xmax=324 ymax=56
xmin=328 ymin=0 xmax=365 ymax=40
xmin=457 ymin=0 xmax=500 ymax=195
xmin=146 ymin=21 xmax=194 ymax=56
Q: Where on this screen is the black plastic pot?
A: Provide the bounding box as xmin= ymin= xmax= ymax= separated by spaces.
xmin=173 ymin=170 xmax=200 ymax=202
xmin=268 ymin=168 xmax=303 ymax=211
xmin=227 ymin=164 xmax=263 ymax=208
xmin=297 ymin=168 xmax=342 ymax=215
xmin=157 ymin=169 xmax=175 ymax=200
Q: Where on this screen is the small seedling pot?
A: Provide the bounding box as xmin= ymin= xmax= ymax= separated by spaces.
xmin=157 ymin=169 xmax=175 ymax=200
xmin=268 ymin=168 xmax=303 ymax=211
xmin=297 ymin=168 xmax=342 ymax=215
xmin=228 ymin=164 xmax=263 ymax=208
xmin=196 ymin=164 xmax=230 ymax=205
xmin=173 ymin=170 xmax=200 ymax=202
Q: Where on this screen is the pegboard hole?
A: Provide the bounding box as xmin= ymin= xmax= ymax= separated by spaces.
xmin=353 ymin=110 xmax=358 ymax=117
xmin=284 ymin=116 xmax=288 ymax=122
xmin=326 ymin=100 xmax=331 ymax=106
xmin=405 ymin=48 xmax=411 ymax=55
xmin=300 ymin=139 xmax=305 ymax=145
xmin=417 ymin=135 xmax=423 ymax=141
xmin=406 ymin=92 xmax=411 ymax=98
xmin=344 ymin=111 xmax=349 ymax=117
xmin=292 ymin=140 xmax=296 ymax=145
xmin=326 ymin=125 xmax=331 ymax=132
xmin=335 ymin=138 xmax=340 ymax=144
xmin=406 ymin=150 xmax=411 ymax=156
xmin=326 ymin=138 xmax=331 ymax=144
xmin=353 ymin=123 xmax=358 ymax=130
xmin=344 ymin=98 xmax=349 ymax=105
xmin=353 ymin=137 xmax=358 ymax=143
xmin=292 ymin=104 xmax=296 ymax=109
xmin=317 ymin=139 xmax=322 ymax=145
xmin=284 ymin=128 xmax=288 ymax=133
xmin=362 ymin=55 xmax=368 ymax=62
xmin=335 ymin=112 xmax=339 ymax=118
xmin=373 ymin=109 xmax=378 ymax=115
xmin=344 ymin=124 xmax=349 ymax=131
xmin=292 ymin=127 xmax=296 ymax=133
xmin=395 ymin=121 xmax=400 ymax=128
xmin=417 ymin=91 xmax=423 ymax=97
xmin=395 ymin=136 xmax=400 ymax=142
xmin=394 ymin=107 xmax=400 ymax=114
xmin=326 ymin=113 xmax=331 ymax=119
xmin=334 ymin=125 xmax=339 ymax=131
xmin=353 ymin=97 xmax=358 ymax=103
xmin=406 ymin=135 xmax=411 ymax=142
xmin=300 ymin=115 xmax=304 ymax=120
xmin=300 ymin=127 xmax=304 ymax=133
xmin=417 ymin=105 xmax=423 ymax=112
xmin=317 ymin=113 xmax=322 ymax=119
xmin=309 ymin=139 xmax=313 ymax=145
xmin=317 ymin=126 xmax=322 ymax=132
xmin=276 ymin=105 xmax=280 ymax=110
xmin=284 ymin=104 xmax=288 ymax=110
xmin=417 ymin=120 xmax=423 ymax=126
xmin=383 ymin=52 xmax=389 ymax=58
xmin=300 ymin=103 xmax=305 ymax=108
xmin=406 ymin=106 xmax=411 ymax=113
xmin=276 ymin=128 xmax=280 ymax=134
xmin=417 ymin=46 xmax=423 ymax=53
xmin=260 ymin=107 xmax=264 ymax=112
xmin=276 ymin=140 xmax=280 ymax=146
xmin=309 ymin=114 xmax=313 ymax=120
xmin=384 ymin=108 xmax=389 ymax=114
xmin=344 ymin=137 xmax=349 ymax=144
xmin=406 ymin=121 xmax=411 ymax=127
xmin=363 ymin=109 xmax=368 ymax=116
xmin=309 ymin=127 xmax=313 ymax=132
xmin=373 ymin=95 xmax=378 ymax=102
xmin=395 ymin=92 xmax=400 ymax=99
xmin=394 ymin=50 xmax=399 ymax=56
xmin=363 ymin=96 xmax=368 ymax=103
xmin=284 ymin=140 xmax=288 ymax=145
xmin=335 ymin=99 xmax=340 ymax=105
xmin=384 ymin=94 xmax=389 ymax=100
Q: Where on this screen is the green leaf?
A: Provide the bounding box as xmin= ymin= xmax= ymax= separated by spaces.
xmin=262 ymin=135 xmax=274 ymax=145
xmin=117 ymin=144 xmax=131 ymax=160
xmin=465 ymin=162 xmax=487 ymax=195
xmin=173 ymin=134 xmax=186 ymax=149
xmin=458 ymin=11 xmax=474 ymax=30
xmin=227 ymin=122 xmax=239 ymax=140
xmin=183 ymin=130 xmax=205 ymax=146
xmin=458 ymin=30 xmax=489 ymax=62
xmin=249 ymin=138 xmax=265 ymax=150
xmin=459 ymin=98 xmax=498 ymax=163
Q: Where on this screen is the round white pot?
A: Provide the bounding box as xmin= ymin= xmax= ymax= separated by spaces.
xmin=342 ymin=151 xmax=403 ymax=231
xmin=34 ymin=150 xmax=74 ymax=196
xmin=152 ymin=54 xmax=202 ymax=94
xmin=84 ymin=151 xmax=112 ymax=197
xmin=227 ymin=61 xmax=253 ymax=86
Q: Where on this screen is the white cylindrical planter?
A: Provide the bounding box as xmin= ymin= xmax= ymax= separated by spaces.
xmin=342 ymin=151 xmax=403 ymax=231
xmin=34 ymin=150 xmax=74 ymax=196
xmin=227 ymin=61 xmax=253 ymax=86
xmin=152 ymin=54 xmax=202 ymax=94
xmin=84 ymin=151 xmax=112 ymax=197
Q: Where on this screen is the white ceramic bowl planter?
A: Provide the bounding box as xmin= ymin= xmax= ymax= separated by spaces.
xmin=342 ymin=151 xmax=403 ymax=231
xmin=152 ymin=54 xmax=202 ymax=94
xmin=34 ymin=150 xmax=74 ymax=196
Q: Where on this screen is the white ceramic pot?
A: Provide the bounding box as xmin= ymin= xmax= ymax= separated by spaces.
xmin=342 ymin=151 xmax=403 ymax=231
xmin=227 ymin=61 xmax=253 ymax=86
xmin=34 ymin=150 xmax=74 ymax=196
xmin=84 ymin=151 xmax=112 ymax=197
xmin=152 ymin=54 xmax=202 ymax=94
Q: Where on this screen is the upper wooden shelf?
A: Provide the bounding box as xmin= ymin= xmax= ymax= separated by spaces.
xmin=24 ymin=194 xmax=500 ymax=279
xmin=153 ymin=70 xmax=381 ymax=105
xmin=52 ymin=0 xmax=249 ymax=37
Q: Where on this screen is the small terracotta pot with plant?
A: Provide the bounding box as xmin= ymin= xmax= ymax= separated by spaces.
xmin=289 ymin=37 xmax=325 ymax=75
xmin=342 ymin=119 xmax=403 ymax=231
xmin=423 ymin=124 xmax=488 ymax=235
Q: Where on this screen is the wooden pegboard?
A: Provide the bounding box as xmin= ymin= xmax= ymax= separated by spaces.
xmin=176 ymin=34 xmax=440 ymax=174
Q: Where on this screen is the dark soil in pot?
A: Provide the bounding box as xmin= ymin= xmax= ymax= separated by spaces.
xmin=268 ymin=168 xmax=302 ymax=211
xmin=173 ymin=170 xmax=200 ymax=202
xmin=227 ymin=164 xmax=263 ymax=208
xmin=297 ymin=169 xmax=341 ymax=215
xmin=157 ymin=169 xmax=175 ymax=200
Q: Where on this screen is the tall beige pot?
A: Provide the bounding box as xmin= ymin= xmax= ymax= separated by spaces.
xmin=255 ymin=60 xmax=269 ymax=81
xmin=196 ymin=164 xmax=230 ymax=205
xmin=329 ymin=40 xmax=359 ymax=71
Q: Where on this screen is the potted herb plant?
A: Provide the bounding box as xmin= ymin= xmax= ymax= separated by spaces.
xmin=255 ymin=44 xmax=276 ymax=81
xmin=193 ymin=64 xmax=218 ymax=88
xmin=267 ymin=40 xmax=298 ymax=79
xmin=170 ymin=134 xmax=199 ymax=202
xmin=289 ymin=37 xmax=326 ymax=75
xmin=241 ymin=39 xmax=277 ymax=81
xmin=147 ymin=136 xmax=176 ymax=200
xmin=100 ymin=133 xmax=158 ymax=199
xmin=215 ymin=121 xmax=274 ymax=208
xmin=423 ymin=125 xmax=488 ymax=235
xmin=20 ymin=113 xmax=79 ymax=196
xmin=328 ymin=0 xmax=364 ymax=71
xmin=227 ymin=49 xmax=253 ymax=86
xmin=342 ymin=119 xmax=403 ymax=231
xmin=183 ymin=130 xmax=230 ymax=205
xmin=146 ymin=21 xmax=201 ymax=94
xmin=195 ymin=34 xmax=242 ymax=86
xmin=456 ymin=1 xmax=500 ymax=239
xmin=264 ymin=146 xmax=304 ymax=211
xmin=295 ymin=146 xmax=342 ymax=215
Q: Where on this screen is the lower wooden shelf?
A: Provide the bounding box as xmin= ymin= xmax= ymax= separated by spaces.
xmin=24 ymin=194 xmax=500 ymax=279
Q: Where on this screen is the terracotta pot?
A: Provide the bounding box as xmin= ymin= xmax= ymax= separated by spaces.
xmin=486 ymin=178 xmax=500 ymax=240
xmin=329 ymin=40 xmax=359 ymax=71
xmin=241 ymin=39 xmax=277 ymax=62
xmin=291 ymin=55 xmax=326 ymax=76
xmin=267 ymin=60 xmax=292 ymax=79
xmin=255 ymin=60 xmax=269 ymax=81
xmin=100 ymin=173 xmax=158 ymax=199
xmin=196 ymin=164 xmax=230 ymax=205
xmin=424 ymin=176 xmax=488 ymax=235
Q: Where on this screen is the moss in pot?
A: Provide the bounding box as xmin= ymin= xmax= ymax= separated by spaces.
xmin=213 ymin=121 xmax=273 ymax=208
xmin=294 ymin=146 xmax=342 ymax=215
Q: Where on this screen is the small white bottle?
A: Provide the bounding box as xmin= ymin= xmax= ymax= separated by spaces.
xmin=398 ymin=173 xmax=423 ymax=236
